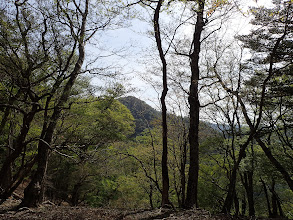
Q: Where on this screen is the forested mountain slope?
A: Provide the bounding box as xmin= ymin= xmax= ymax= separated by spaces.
xmin=119 ymin=96 xmax=218 ymax=140
xmin=119 ymin=96 xmax=160 ymax=136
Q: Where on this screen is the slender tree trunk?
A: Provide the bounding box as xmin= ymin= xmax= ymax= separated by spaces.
xmin=153 ymin=0 xmax=170 ymax=207
xmin=241 ymin=197 xmax=246 ymax=216
xmin=149 ymin=184 xmax=154 ymax=209
xmin=241 ymin=172 xmax=255 ymax=216
xmin=247 ymin=172 xmax=255 ymax=216
xmin=20 ymin=136 xmax=52 ymax=207
xmin=277 ymin=197 xmax=284 ymax=217
xmin=185 ymin=0 xmax=205 ymax=209
xmin=271 ymin=180 xmax=278 ymax=218
xmin=180 ymin=134 xmax=187 ymax=208
xmin=261 ymin=178 xmax=272 ymax=217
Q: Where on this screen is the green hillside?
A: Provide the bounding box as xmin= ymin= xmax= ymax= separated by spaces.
xmin=119 ymin=96 xmax=160 ymax=136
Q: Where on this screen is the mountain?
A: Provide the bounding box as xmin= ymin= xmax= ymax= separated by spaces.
xmin=119 ymin=96 xmax=220 ymax=140
xmin=119 ymin=96 xmax=160 ymax=136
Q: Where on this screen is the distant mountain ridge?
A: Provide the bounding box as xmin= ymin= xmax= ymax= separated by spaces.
xmin=119 ymin=96 xmax=220 ymax=140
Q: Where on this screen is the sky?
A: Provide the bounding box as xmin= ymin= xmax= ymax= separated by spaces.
xmin=88 ymin=0 xmax=272 ymax=110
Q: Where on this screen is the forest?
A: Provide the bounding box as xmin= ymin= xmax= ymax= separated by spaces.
xmin=0 ymin=0 xmax=292 ymax=219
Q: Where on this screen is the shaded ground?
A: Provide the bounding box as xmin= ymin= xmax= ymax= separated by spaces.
xmin=0 ymin=206 xmax=245 ymax=220
xmin=0 ymin=200 xmax=287 ymax=220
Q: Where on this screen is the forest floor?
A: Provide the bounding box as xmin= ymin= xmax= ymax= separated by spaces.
xmin=0 ymin=199 xmax=288 ymax=220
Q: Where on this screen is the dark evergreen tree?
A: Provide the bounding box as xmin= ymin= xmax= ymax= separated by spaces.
xmin=237 ymin=0 xmax=293 ymax=197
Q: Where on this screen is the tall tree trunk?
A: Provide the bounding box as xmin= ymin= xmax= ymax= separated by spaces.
xmin=153 ymin=0 xmax=170 ymax=207
xmin=276 ymin=197 xmax=284 ymax=217
xmin=185 ymin=0 xmax=205 ymax=209
xmin=20 ymin=129 xmax=54 ymax=207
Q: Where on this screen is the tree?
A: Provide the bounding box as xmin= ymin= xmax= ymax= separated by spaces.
xmin=0 ymin=1 xmax=53 ymax=203
xmin=124 ymin=0 xmax=173 ymax=207
xmin=131 ymin=0 xmax=240 ymax=209
xmin=184 ymin=0 xmax=205 ymax=208
xmin=237 ymin=0 xmax=293 ymax=192
xmin=46 ymin=96 xmax=134 ymax=206
xmin=213 ymin=0 xmax=293 ymax=214
xmin=145 ymin=0 xmax=239 ymax=208
xmin=153 ymin=0 xmax=172 ymax=207
xmin=0 ymin=0 xmax=124 ymax=207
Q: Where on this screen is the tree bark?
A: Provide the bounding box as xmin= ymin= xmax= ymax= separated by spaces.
xmin=149 ymin=184 xmax=154 ymax=209
xmin=71 ymin=182 xmax=82 ymax=206
xmin=270 ymin=179 xmax=284 ymax=218
xmin=271 ymin=180 xmax=278 ymax=218
xmin=185 ymin=0 xmax=205 ymax=209
xmin=153 ymin=0 xmax=171 ymax=207
xmin=180 ymin=133 xmax=187 ymax=208
xmin=241 ymin=197 xmax=246 ymax=216
xmin=243 ymin=171 xmax=255 ymax=216
xmin=234 ymin=192 xmax=239 ymax=216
